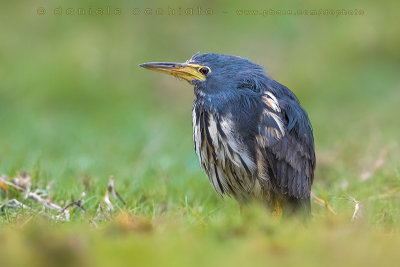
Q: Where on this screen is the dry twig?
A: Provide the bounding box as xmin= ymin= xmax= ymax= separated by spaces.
xmin=1 ymin=173 xmax=125 ymax=224
xmin=0 ymin=175 xmax=24 ymax=191
xmin=59 ymin=192 xmax=86 ymax=214
xmin=349 ymin=197 xmax=361 ymax=221
xmin=104 ymin=176 xmax=126 ymax=211
xmin=0 ymin=199 xmax=30 ymax=211
xmin=0 ymin=174 xmax=86 ymax=222
xmin=311 ymin=192 xmax=337 ymax=215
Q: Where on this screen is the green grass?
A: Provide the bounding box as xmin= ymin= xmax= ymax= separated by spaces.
xmin=1 ymin=0 xmax=400 ymax=266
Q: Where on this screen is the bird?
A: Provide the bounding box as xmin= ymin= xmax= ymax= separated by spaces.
xmin=140 ymin=53 xmax=315 ymax=216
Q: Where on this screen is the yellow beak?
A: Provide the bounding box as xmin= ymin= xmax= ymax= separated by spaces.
xmin=139 ymin=62 xmax=206 ymax=82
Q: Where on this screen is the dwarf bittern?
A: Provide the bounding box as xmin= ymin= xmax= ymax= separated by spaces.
xmin=140 ymin=53 xmax=315 ymax=215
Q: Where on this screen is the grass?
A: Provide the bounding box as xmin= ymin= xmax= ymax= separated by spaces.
xmin=0 ymin=0 xmax=400 ymax=266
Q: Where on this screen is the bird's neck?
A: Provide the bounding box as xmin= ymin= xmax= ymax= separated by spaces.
xmin=194 ymin=87 xmax=261 ymax=118
xmin=194 ymin=90 xmax=227 ymax=116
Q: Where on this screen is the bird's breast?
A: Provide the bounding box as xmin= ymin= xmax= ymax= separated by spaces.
xmin=192 ymin=105 xmax=262 ymax=199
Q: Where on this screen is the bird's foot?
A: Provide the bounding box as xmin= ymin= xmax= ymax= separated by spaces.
xmin=272 ymin=200 xmax=282 ymax=218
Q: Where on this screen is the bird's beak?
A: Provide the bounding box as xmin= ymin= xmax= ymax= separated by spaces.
xmin=139 ymin=62 xmax=206 ymax=82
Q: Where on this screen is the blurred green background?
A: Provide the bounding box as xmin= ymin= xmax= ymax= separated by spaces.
xmin=0 ymin=0 xmax=399 ymax=266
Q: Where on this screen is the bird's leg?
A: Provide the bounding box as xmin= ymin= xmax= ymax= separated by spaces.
xmin=238 ymin=199 xmax=248 ymax=215
xmin=272 ymin=200 xmax=282 ymax=218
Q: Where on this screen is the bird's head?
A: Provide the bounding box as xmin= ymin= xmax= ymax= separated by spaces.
xmin=140 ymin=53 xmax=269 ymax=110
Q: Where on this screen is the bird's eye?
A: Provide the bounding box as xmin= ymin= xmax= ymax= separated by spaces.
xmin=199 ymin=67 xmax=210 ymax=75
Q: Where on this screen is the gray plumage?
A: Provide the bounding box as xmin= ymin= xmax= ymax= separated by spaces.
xmin=140 ymin=53 xmax=316 ymax=215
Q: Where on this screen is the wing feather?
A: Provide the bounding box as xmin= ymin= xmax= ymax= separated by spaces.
xmin=257 ymin=90 xmax=315 ymax=199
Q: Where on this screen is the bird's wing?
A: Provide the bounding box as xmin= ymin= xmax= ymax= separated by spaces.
xmin=256 ymin=90 xmax=315 ymax=199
